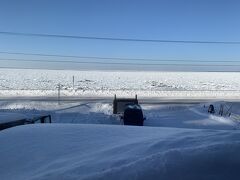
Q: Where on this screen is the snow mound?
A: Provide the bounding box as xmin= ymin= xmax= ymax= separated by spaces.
xmin=1 ymin=124 xmax=240 ymax=180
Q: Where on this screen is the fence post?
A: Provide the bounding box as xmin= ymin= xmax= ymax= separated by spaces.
xmin=113 ymin=94 xmax=117 ymax=114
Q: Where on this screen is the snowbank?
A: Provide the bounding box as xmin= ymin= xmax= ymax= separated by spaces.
xmin=1 ymin=124 xmax=240 ymax=180
xmin=0 ymin=112 xmax=27 ymax=123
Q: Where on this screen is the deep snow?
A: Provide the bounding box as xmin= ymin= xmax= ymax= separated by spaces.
xmin=1 ymin=68 xmax=240 ymax=180
xmin=1 ymin=124 xmax=240 ymax=180
xmin=0 ymin=100 xmax=240 ymax=180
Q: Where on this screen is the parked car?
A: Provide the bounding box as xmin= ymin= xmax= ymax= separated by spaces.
xmin=122 ymin=104 xmax=145 ymax=126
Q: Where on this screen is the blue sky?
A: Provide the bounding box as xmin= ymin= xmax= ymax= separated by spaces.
xmin=0 ymin=0 xmax=240 ymax=71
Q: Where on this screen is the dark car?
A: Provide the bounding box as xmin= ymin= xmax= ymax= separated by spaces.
xmin=122 ymin=104 xmax=145 ymax=126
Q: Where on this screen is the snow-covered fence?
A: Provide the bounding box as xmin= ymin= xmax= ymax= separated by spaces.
xmin=231 ymin=113 xmax=240 ymax=122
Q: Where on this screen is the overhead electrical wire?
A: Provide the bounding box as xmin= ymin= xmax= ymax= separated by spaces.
xmin=0 ymin=51 xmax=239 ymax=63
xmin=0 ymin=58 xmax=240 ymax=67
xmin=0 ymin=31 xmax=240 ymax=44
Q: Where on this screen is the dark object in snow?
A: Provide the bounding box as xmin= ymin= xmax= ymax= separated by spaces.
xmin=113 ymin=94 xmax=138 ymax=114
xmin=219 ymin=104 xmax=224 ymax=116
xmin=0 ymin=119 xmax=27 ymax=131
xmin=0 ymin=115 xmax=52 ymax=131
xmin=122 ymin=104 xmax=145 ymax=126
xmin=208 ymin=104 xmax=215 ymax=114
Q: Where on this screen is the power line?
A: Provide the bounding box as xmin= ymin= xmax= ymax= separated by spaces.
xmin=0 ymin=51 xmax=240 ymax=63
xmin=0 ymin=58 xmax=240 ymax=67
xmin=0 ymin=66 xmax=66 ymax=70
xmin=0 ymin=31 xmax=240 ymax=44
xmin=0 ymin=66 xmax=239 ymax=72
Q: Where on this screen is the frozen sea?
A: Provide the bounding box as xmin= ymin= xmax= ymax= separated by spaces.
xmin=0 ymin=69 xmax=239 ymax=98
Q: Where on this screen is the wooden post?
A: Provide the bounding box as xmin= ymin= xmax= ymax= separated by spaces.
xmin=113 ymin=94 xmax=117 ymax=114
xmin=135 ymin=94 xmax=138 ymax=104
xmin=58 ymin=83 xmax=61 ymax=104
xmin=73 ymin=75 xmax=75 ymax=90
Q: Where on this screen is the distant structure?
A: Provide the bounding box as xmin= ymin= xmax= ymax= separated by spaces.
xmin=113 ymin=94 xmax=138 ymax=114
xmin=208 ymin=104 xmax=215 ymax=114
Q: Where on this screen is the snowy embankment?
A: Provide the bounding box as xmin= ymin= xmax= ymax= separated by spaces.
xmin=0 ymin=112 xmax=27 ymax=123
xmin=1 ymin=69 xmax=240 ymax=98
xmin=1 ymin=124 xmax=240 ymax=180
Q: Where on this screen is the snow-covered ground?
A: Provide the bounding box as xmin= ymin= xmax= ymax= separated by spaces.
xmin=1 ymin=69 xmax=240 ymax=179
xmin=0 ymin=69 xmax=240 ymax=98
xmin=1 ymin=123 xmax=240 ymax=180
xmin=1 ymin=100 xmax=240 ymax=130
xmin=1 ymin=100 xmax=240 ymax=179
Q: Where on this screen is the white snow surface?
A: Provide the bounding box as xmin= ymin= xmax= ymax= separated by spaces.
xmin=1 ymin=124 xmax=240 ymax=180
xmin=0 ymin=69 xmax=240 ymax=98
xmin=1 ymin=69 xmax=240 ymax=179
xmin=1 ymin=100 xmax=240 ymax=130
xmin=1 ymin=100 xmax=240 ymax=179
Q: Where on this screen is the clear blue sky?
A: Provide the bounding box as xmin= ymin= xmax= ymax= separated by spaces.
xmin=0 ymin=0 xmax=240 ymax=71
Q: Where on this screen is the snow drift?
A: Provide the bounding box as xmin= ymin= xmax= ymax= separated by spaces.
xmin=1 ymin=124 xmax=240 ymax=180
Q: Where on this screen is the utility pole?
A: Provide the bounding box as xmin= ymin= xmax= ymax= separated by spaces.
xmin=73 ymin=75 xmax=75 ymax=90
xmin=57 ymin=83 xmax=61 ymax=104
